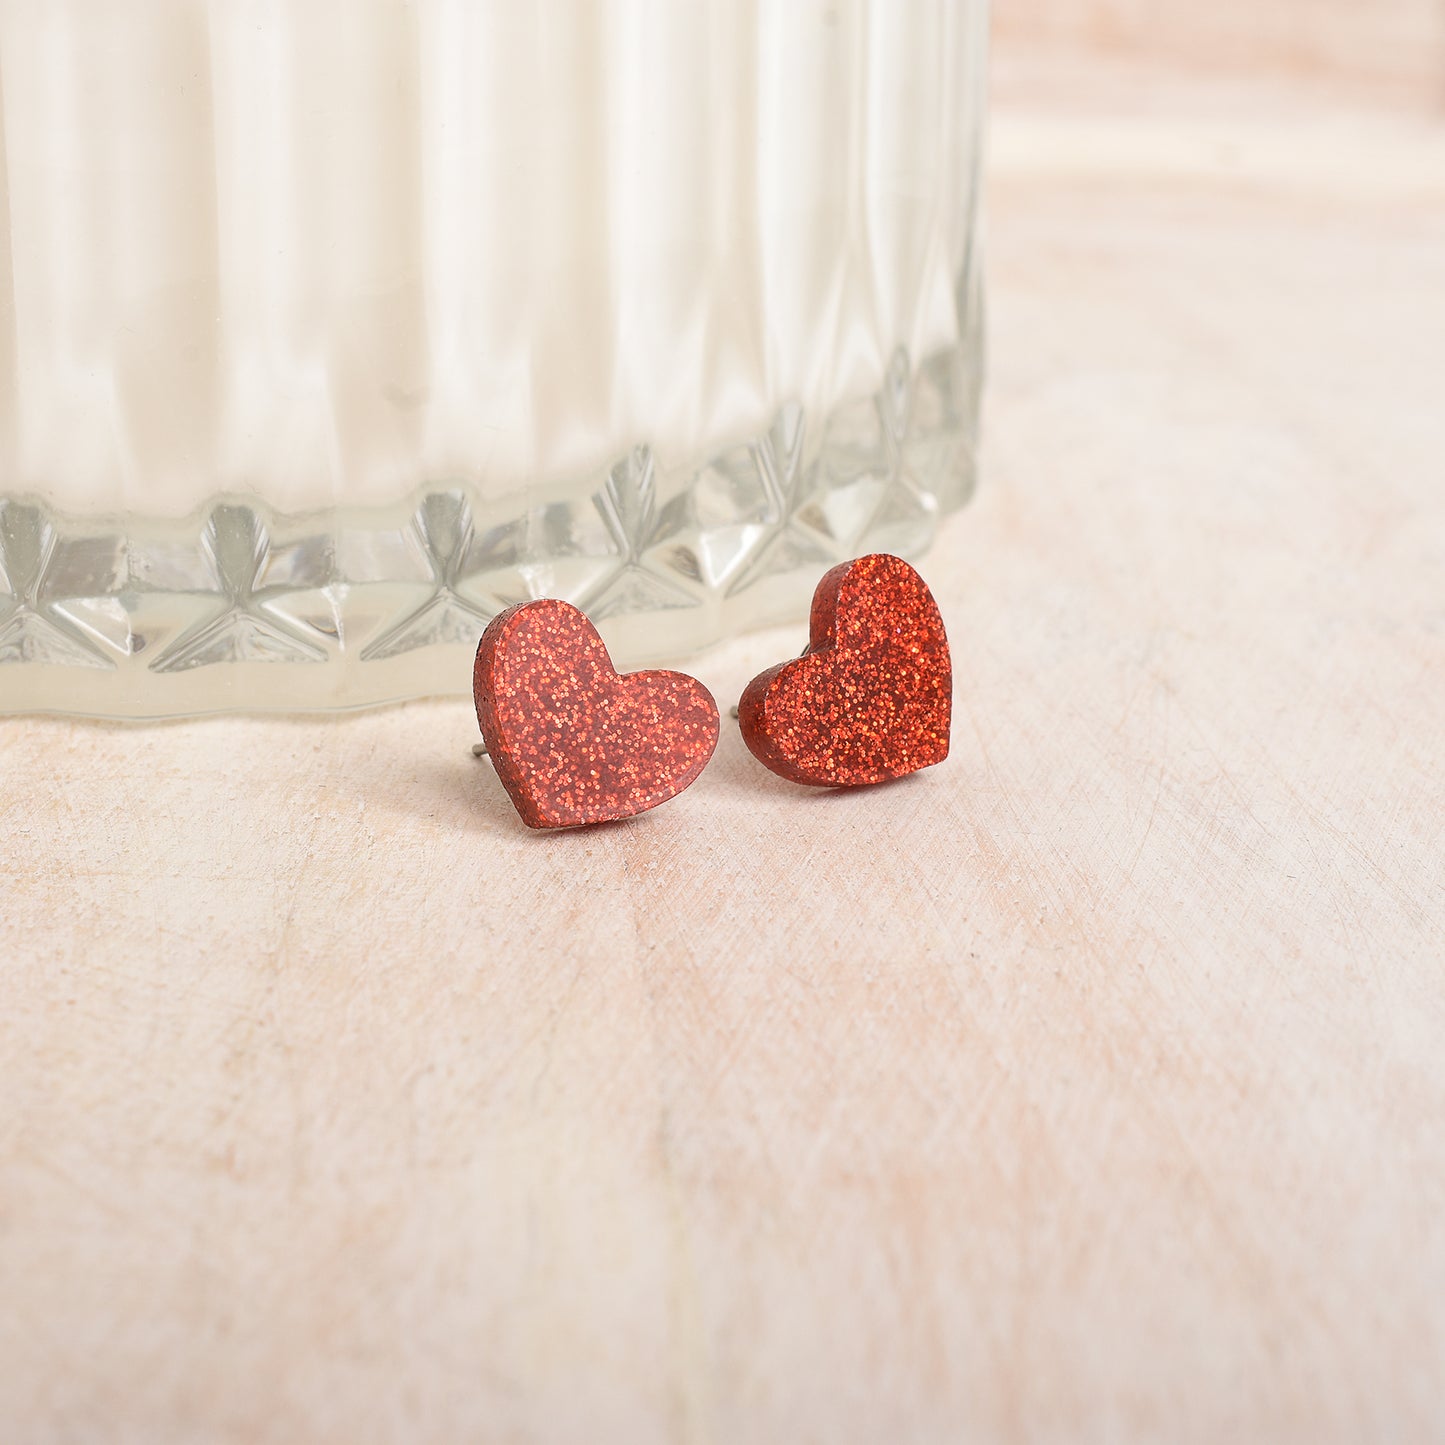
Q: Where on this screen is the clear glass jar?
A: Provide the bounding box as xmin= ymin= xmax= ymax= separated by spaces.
xmin=0 ymin=0 xmax=986 ymax=717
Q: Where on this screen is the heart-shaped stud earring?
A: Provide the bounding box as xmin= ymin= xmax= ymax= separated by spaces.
xmin=737 ymin=553 xmax=951 ymax=787
xmin=474 ymin=599 xmax=719 ymax=829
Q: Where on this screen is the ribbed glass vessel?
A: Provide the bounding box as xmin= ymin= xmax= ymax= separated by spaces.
xmin=0 ymin=0 xmax=986 ymax=717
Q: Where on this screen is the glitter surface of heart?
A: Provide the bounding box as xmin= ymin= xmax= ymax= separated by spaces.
xmin=738 ymin=553 xmax=951 ymax=787
xmin=474 ymin=599 xmax=719 ymax=829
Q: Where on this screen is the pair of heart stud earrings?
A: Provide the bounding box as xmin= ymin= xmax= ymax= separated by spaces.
xmin=472 ymin=552 xmax=951 ymax=829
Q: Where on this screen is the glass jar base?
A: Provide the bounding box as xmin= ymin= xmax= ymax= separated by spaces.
xmin=0 ymin=343 xmax=978 ymax=719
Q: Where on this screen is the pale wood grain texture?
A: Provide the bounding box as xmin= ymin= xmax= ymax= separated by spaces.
xmin=3 ymin=52 xmax=1445 ymax=1445
xmin=997 ymin=0 xmax=1445 ymax=105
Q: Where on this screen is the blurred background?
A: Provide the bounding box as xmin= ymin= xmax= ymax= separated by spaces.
xmin=997 ymin=0 xmax=1444 ymax=106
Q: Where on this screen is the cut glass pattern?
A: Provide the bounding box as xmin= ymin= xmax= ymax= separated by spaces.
xmin=0 ymin=341 xmax=980 ymax=717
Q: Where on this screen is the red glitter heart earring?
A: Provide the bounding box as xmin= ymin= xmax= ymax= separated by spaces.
xmin=472 ymin=598 xmax=719 ymax=829
xmin=736 ymin=553 xmax=951 ymax=787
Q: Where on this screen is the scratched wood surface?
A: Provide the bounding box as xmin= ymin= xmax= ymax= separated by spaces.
xmin=3 ymin=49 xmax=1445 ymax=1445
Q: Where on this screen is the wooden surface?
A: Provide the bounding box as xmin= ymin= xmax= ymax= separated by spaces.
xmin=4 ymin=54 xmax=1445 ymax=1445
xmin=996 ymin=0 xmax=1445 ymax=105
